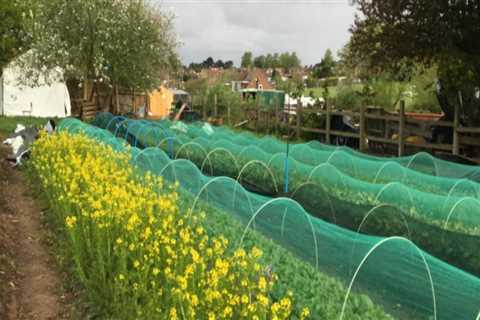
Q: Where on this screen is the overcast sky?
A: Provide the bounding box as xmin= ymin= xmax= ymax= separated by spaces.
xmin=157 ymin=0 xmax=358 ymax=66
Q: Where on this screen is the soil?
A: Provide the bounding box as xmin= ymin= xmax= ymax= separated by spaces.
xmin=0 ymin=141 xmax=70 ymax=320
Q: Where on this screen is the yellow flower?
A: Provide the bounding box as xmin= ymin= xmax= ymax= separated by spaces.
xmin=169 ymin=307 xmax=178 ymax=320
xmin=223 ymin=306 xmax=233 ymax=318
xmin=300 ymin=307 xmax=310 ymax=319
xmin=258 ymin=276 xmax=267 ymax=291
xmin=196 ymin=226 xmax=204 ymax=235
xmin=251 ymin=246 xmax=263 ymax=258
xmin=257 ymin=293 xmax=269 ymax=307
xmin=65 ymin=216 xmax=77 ymax=229
xmin=191 ymin=294 xmax=199 ymax=307
xmin=234 ymin=248 xmax=246 ymax=258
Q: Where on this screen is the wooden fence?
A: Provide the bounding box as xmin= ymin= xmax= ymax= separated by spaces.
xmin=71 ymin=81 xmax=148 ymax=120
xmin=192 ymin=93 xmax=480 ymax=160
xmin=296 ymin=101 xmax=480 ymax=157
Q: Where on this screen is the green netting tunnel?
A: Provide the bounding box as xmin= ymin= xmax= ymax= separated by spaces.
xmin=57 ymin=116 xmax=480 ymax=320
xmin=93 ymin=113 xmax=480 ymax=277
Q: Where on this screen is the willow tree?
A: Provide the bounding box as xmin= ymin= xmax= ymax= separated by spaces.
xmin=17 ymin=0 xmax=178 ymax=102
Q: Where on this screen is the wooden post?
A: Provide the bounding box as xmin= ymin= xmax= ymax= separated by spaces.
xmin=274 ymin=98 xmax=279 ymax=135
xmin=214 ymin=93 xmax=218 ymax=118
xmin=326 ymin=105 xmax=331 ymax=144
xmin=453 ymin=91 xmax=461 ymax=155
xmin=296 ymin=103 xmax=302 ymax=139
xmin=227 ymin=105 xmax=231 ymax=125
xmin=202 ymin=95 xmax=207 ymax=120
xmin=115 ymin=84 xmax=120 ymax=114
xmin=132 ymin=89 xmax=136 ymax=114
xmin=398 ymin=100 xmax=405 ymax=156
xmin=359 ymin=105 xmax=367 ymax=152
xmin=83 ymin=80 xmax=88 ymax=101
xmin=0 ymin=75 xmax=4 ymax=116
xmin=255 ymin=94 xmax=260 ymax=133
xmin=145 ymin=91 xmax=150 ymax=116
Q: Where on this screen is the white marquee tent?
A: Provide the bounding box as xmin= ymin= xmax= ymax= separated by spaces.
xmin=0 ymin=61 xmax=71 ymax=118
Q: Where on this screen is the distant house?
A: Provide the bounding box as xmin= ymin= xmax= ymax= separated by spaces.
xmin=148 ymin=86 xmax=190 ymax=118
xmin=199 ymin=68 xmax=224 ymax=85
xmin=231 ymin=68 xmax=274 ymax=91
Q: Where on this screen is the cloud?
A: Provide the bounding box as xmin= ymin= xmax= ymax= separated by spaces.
xmin=159 ymin=0 xmax=357 ymax=66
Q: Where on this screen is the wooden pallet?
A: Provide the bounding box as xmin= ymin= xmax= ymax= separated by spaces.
xmin=81 ymin=102 xmax=98 ymax=121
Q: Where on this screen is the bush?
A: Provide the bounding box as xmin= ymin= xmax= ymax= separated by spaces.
xmin=368 ymin=79 xmax=407 ymax=111
xmin=335 ymin=85 xmax=362 ymax=110
xmin=407 ymin=68 xmax=441 ymax=113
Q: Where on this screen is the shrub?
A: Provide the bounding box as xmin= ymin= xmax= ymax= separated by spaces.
xmin=335 ymin=85 xmax=362 ymax=110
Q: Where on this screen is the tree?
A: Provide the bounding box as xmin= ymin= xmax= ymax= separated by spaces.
xmin=214 ymin=59 xmax=225 ymax=68
xmin=278 ymin=52 xmax=301 ymax=72
xmin=313 ymin=49 xmax=336 ymax=79
xmin=18 ymin=0 xmax=178 ymax=93
xmin=253 ymin=55 xmax=266 ymax=68
xmin=265 ymin=53 xmax=274 ymax=68
xmin=350 ymin=0 xmax=480 ymax=124
xmin=336 ymin=41 xmax=369 ymax=79
xmin=272 ymin=53 xmax=280 ymax=68
xmin=189 ymin=62 xmax=202 ymax=73
xmin=202 ymin=57 xmax=215 ymax=69
xmin=288 ymin=52 xmax=301 ymax=70
xmin=241 ymin=51 xmax=253 ymax=68
xmin=0 ymin=1 xmax=26 ymax=73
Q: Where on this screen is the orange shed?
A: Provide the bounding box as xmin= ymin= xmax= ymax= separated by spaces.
xmin=148 ymin=85 xmax=174 ymax=118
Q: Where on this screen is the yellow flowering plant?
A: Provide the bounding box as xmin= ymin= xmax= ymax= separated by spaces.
xmin=30 ymin=132 xmax=301 ymax=319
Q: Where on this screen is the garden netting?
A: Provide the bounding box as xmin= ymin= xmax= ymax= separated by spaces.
xmin=92 ymin=113 xmax=480 ymax=277
xmin=57 ymin=117 xmax=480 ymax=320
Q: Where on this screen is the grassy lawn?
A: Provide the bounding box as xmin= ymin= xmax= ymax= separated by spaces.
xmin=0 ymin=116 xmax=52 ymax=136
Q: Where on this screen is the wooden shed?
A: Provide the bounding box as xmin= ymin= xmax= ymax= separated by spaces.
xmin=148 ymin=85 xmax=174 ymax=118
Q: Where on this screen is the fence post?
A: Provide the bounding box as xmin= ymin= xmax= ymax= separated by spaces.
xmin=360 ymin=105 xmax=367 ymax=152
xmin=326 ymin=104 xmax=331 ymax=144
xmin=83 ymin=80 xmax=89 ymax=101
xmin=296 ymin=103 xmax=302 ymax=139
xmin=132 ymin=89 xmax=136 ymax=114
xmin=227 ymin=105 xmax=231 ymax=125
xmin=398 ymin=100 xmax=405 ymax=156
xmin=255 ymin=94 xmax=260 ymax=133
xmin=214 ymin=93 xmax=218 ymax=118
xmin=275 ymin=99 xmax=279 ymax=135
xmin=453 ymin=91 xmax=461 ymax=155
xmin=202 ymin=95 xmax=207 ymax=120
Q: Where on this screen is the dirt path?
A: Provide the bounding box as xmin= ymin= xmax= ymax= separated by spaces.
xmin=0 ymin=143 xmax=67 ymax=320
